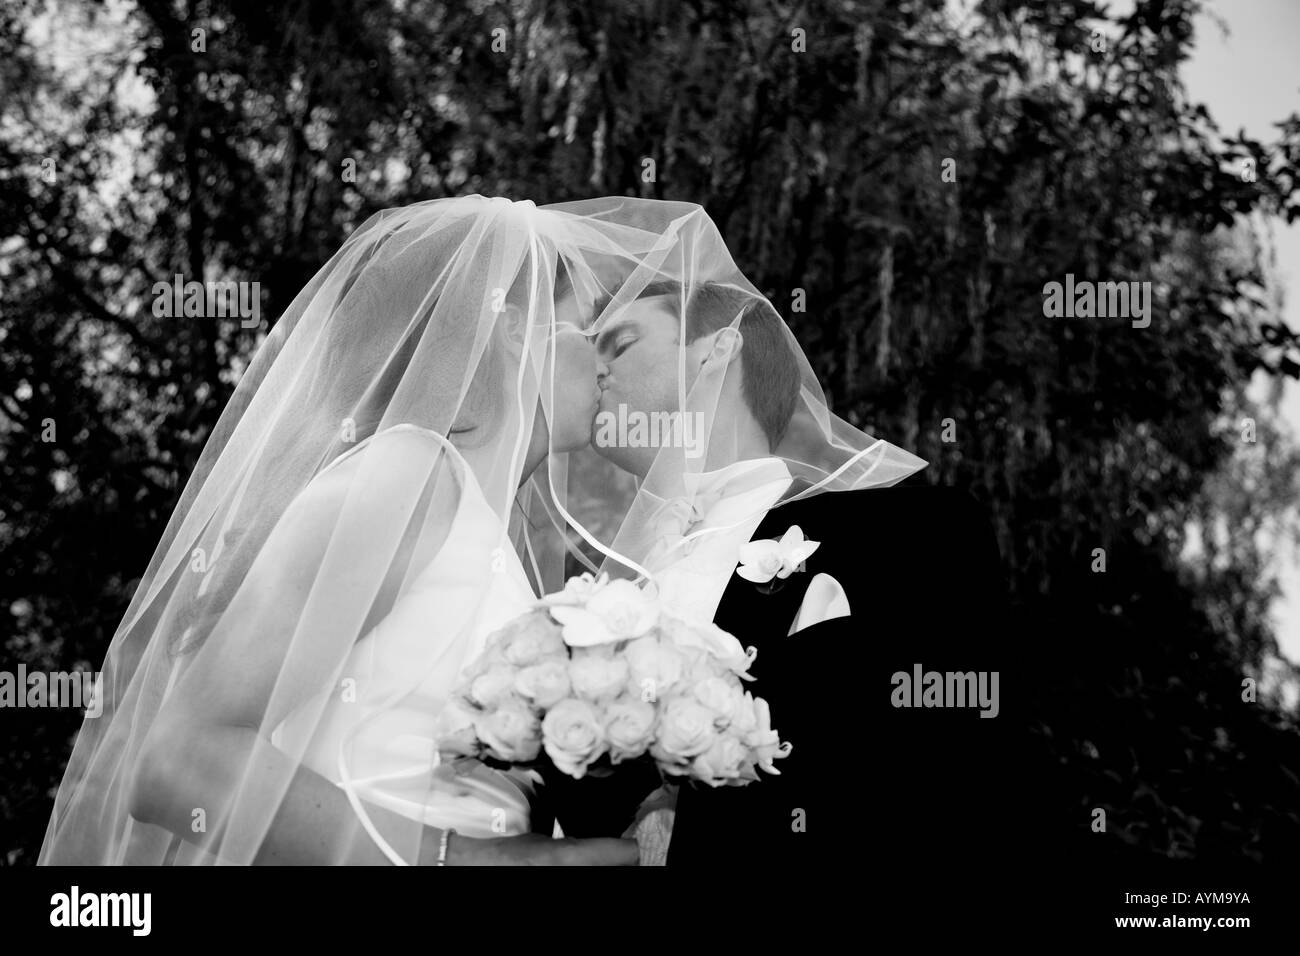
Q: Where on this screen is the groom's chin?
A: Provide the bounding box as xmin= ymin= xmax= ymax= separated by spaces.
xmin=593 ymin=446 xmax=649 ymax=480
xmin=588 ymin=429 xmax=627 ymax=466
xmin=588 ymin=438 xmax=619 ymax=465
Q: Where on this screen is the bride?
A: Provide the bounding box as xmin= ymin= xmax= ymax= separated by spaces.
xmin=37 ymin=195 xmax=666 ymax=866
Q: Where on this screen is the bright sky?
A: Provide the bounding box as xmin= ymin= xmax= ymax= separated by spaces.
xmin=1182 ymin=0 xmax=1300 ymax=663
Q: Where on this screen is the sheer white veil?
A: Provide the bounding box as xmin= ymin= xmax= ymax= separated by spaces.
xmin=39 ymin=196 xmax=631 ymax=864
xmin=38 ymin=195 xmax=925 ymax=866
xmin=537 ymin=197 xmax=929 ymax=584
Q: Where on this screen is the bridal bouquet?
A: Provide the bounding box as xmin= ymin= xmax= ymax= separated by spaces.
xmin=435 ymin=573 xmax=790 ymax=787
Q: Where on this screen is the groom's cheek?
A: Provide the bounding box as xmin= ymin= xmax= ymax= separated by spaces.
xmin=626 ymin=357 xmax=673 ymax=416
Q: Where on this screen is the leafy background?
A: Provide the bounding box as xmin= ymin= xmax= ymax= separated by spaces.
xmin=2 ymin=0 xmax=1299 ymax=866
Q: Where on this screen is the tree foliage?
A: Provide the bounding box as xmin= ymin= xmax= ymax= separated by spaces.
xmin=2 ymin=0 xmax=1298 ymax=864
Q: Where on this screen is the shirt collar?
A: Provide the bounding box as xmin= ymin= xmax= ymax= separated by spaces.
xmin=679 ymin=456 xmax=792 ymax=507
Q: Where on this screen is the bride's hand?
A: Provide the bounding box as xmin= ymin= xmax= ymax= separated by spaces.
xmin=444 ymin=832 xmax=639 ymax=866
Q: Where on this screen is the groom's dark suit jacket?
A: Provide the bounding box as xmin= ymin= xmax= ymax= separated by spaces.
xmin=665 ymin=483 xmax=1028 ymax=882
xmin=543 ymin=484 xmax=1052 ymax=895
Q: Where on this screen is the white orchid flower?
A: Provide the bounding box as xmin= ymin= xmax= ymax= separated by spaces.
xmin=735 ymin=525 xmax=820 ymax=584
xmin=549 ymin=579 xmax=661 ymax=647
xmin=539 ymin=571 xmax=610 ymax=607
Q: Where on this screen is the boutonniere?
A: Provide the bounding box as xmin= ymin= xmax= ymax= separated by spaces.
xmin=735 ymin=526 xmax=820 ymax=594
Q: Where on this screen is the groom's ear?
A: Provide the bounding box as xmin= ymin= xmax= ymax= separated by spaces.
xmin=693 ymin=327 xmax=743 ymax=367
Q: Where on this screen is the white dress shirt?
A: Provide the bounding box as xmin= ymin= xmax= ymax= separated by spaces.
xmin=643 ymin=456 xmax=793 ymax=624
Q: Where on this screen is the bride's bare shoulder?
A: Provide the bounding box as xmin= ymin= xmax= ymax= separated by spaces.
xmin=292 ymin=425 xmax=465 ymax=523
xmin=320 ymin=423 xmax=458 ymax=474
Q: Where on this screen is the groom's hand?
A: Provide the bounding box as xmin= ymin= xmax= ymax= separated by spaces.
xmin=447 ymin=832 xmax=638 ymax=866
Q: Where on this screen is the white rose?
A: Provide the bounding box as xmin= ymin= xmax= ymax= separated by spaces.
xmin=602 ymin=695 xmax=657 ymax=763
xmin=467 ymin=664 xmax=521 ymax=709
xmin=568 ymin=654 xmax=630 ymax=704
xmin=541 ymin=698 xmax=608 ymax=778
xmin=661 ymin=616 xmax=754 ymax=676
xmin=513 ymin=659 xmax=572 ymax=710
xmin=681 ymin=647 xmax=719 ymax=684
xmin=690 ymin=675 xmax=745 ymax=728
xmin=433 ymin=697 xmax=481 ymax=758
xmin=623 ymin=635 xmax=687 ymax=702
xmin=474 ymin=699 xmax=542 ymax=763
xmin=690 ymin=732 xmax=749 ymax=786
xmin=571 ymin=642 xmax=617 ymax=660
xmin=651 ymin=696 xmax=718 ymax=768
xmin=497 ymin=611 xmax=567 ymax=667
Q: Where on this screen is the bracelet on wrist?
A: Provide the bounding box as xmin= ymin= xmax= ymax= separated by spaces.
xmin=436 ymin=827 xmax=455 ymax=866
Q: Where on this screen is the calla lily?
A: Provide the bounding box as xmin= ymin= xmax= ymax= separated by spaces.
xmin=735 ymin=525 xmax=820 ymax=584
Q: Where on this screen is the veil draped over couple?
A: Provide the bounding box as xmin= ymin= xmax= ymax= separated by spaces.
xmin=39 ymin=195 xmax=927 ymax=866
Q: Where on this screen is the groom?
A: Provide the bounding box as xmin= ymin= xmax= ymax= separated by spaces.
xmin=580 ymin=280 xmax=1028 ymax=887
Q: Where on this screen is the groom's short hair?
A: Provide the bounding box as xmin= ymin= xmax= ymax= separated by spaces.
xmin=502 ymin=255 xmax=578 ymax=314
xmin=631 ymin=280 xmax=800 ymax=450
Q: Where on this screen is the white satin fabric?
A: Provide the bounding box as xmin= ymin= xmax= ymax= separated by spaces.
xmin=270 ymin=425 xmax=535 ymax=843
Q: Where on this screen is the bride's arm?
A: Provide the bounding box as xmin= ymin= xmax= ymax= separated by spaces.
xmin=132 ymin=714 xmax=442 ymax=864
xmin=131 ymin=716 xmax=636 ymax=865
xmin=128 ymin=436 xmax=635 ymax=865
xmin=129 ymin=443 xmax=460 ymax=864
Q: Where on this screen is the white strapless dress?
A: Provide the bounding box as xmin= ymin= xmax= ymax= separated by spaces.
xmin=269 ymin=425 xmax=538 ymax=849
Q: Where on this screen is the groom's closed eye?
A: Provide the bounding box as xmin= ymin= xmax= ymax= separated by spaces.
xmin=596 ymin=321 xmax=640 ymax=359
